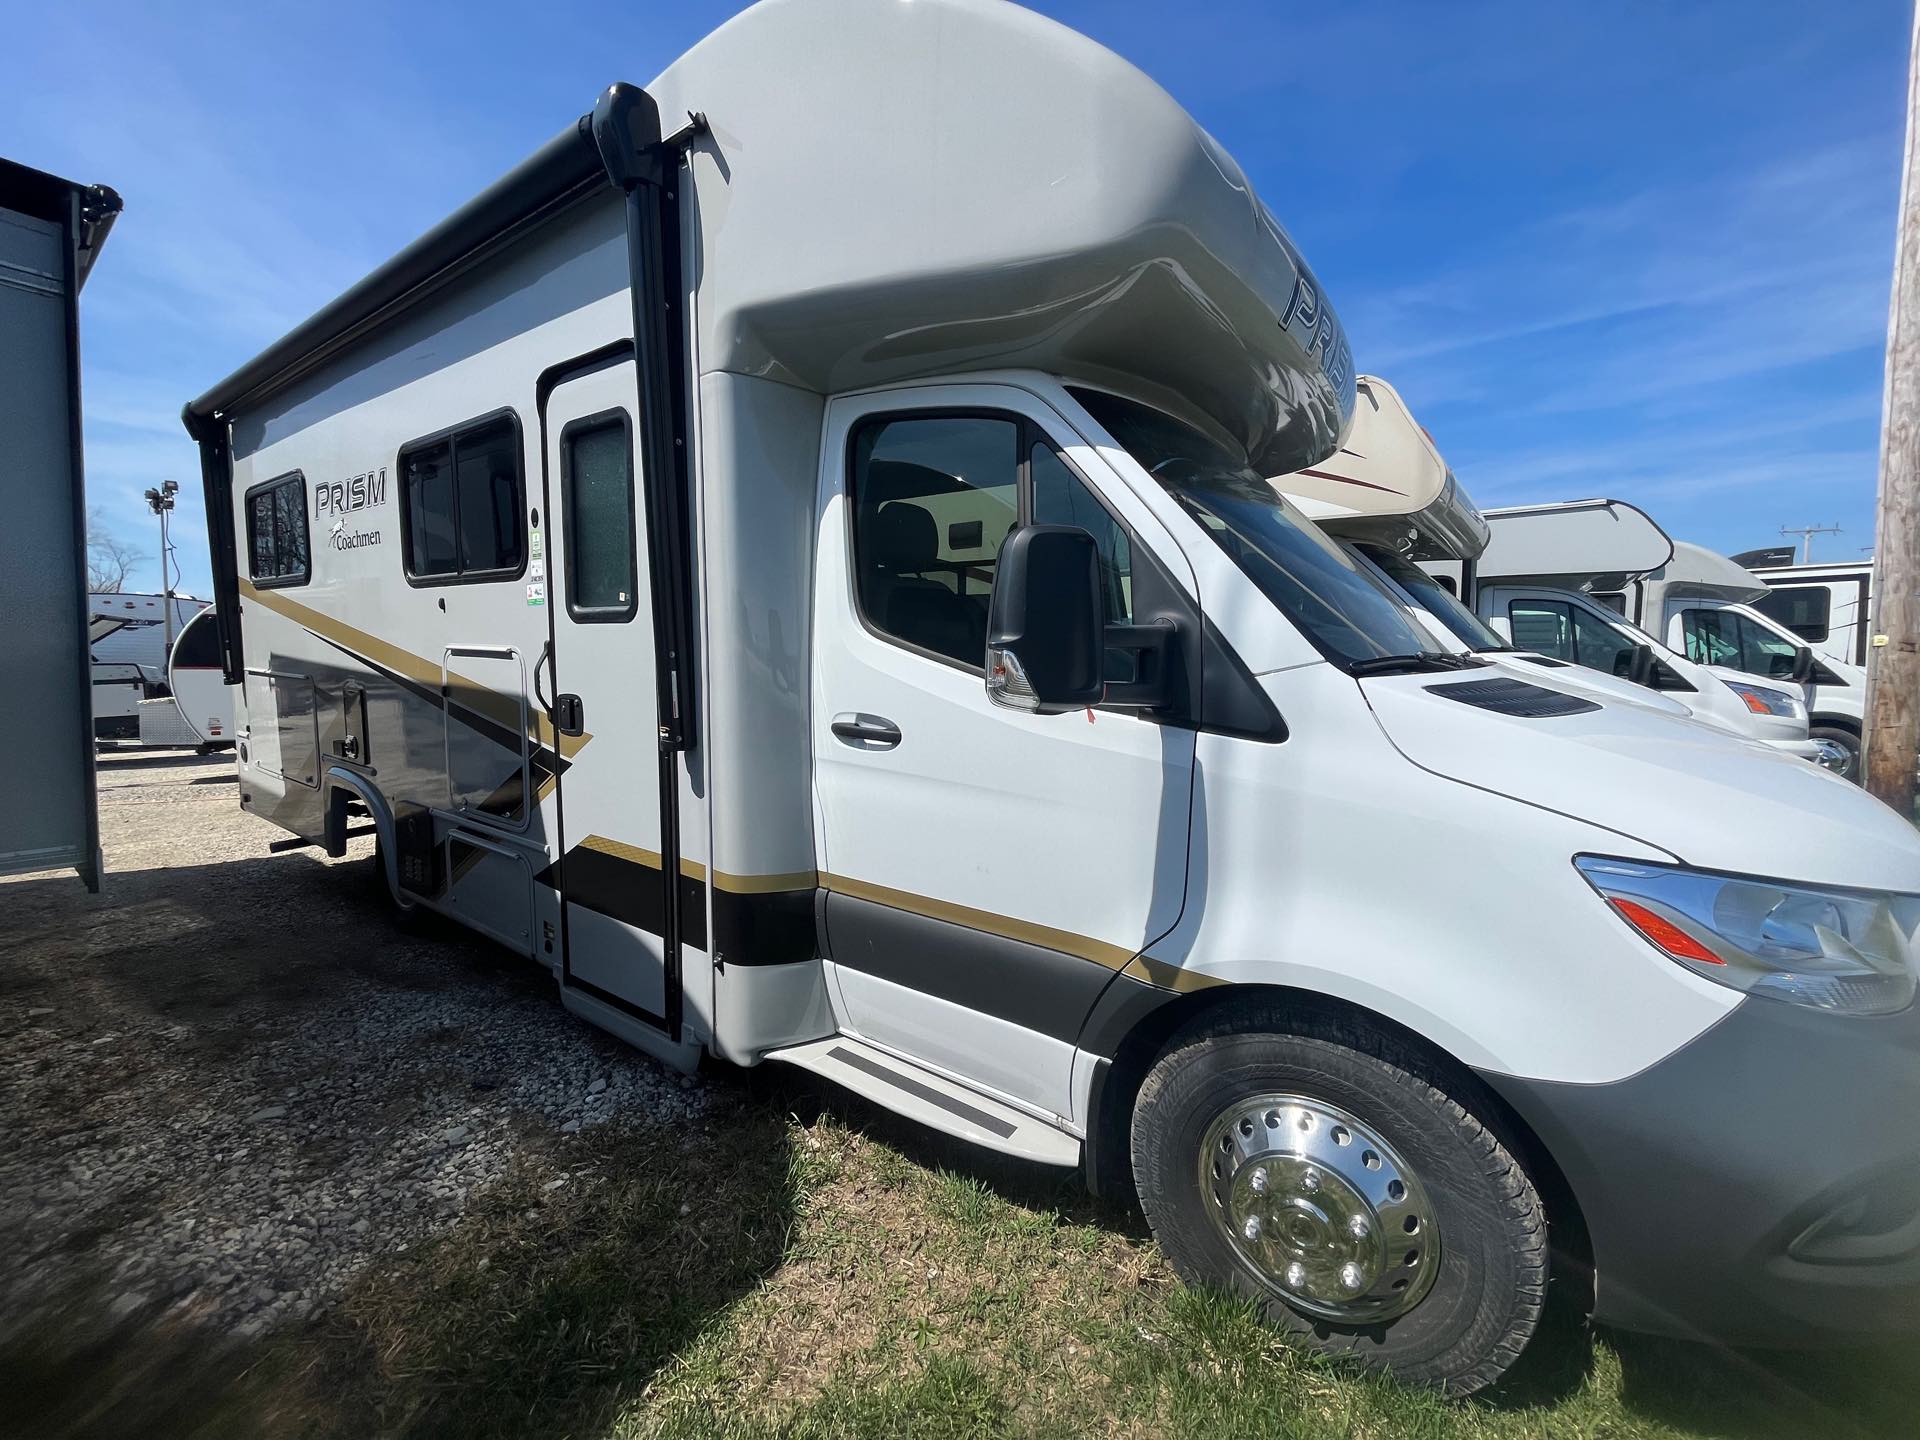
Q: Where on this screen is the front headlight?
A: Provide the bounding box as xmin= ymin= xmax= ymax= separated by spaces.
xmin=1723 ymin=679 xmax=1804 ymax=719
xmin=1575 ymin=856 xmax=1918 ymax=1015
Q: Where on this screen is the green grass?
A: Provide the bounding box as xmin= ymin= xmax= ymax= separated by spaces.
xmin=4 ymin=1076 xmax=1913 ymax=1440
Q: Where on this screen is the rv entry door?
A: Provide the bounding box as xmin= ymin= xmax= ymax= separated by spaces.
xmin=542 ymin=358 xmax=675 ymax=1029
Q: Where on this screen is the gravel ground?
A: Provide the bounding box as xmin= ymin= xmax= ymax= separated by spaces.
xmin=0 ymin=748 xmax=705 ymax=1343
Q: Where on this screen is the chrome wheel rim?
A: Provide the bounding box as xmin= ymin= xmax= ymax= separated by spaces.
xmin=1198 ymin=1093 xmax=1439 ymax=1323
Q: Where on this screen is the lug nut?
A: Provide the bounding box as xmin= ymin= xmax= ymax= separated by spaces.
xmin=1249 ymin=1166 xmax=1269 ymax=1195
xmin=1300 ymin=1168 xmax=1320 ymax=1193
xmin=1284 ymin=1261 xmax=1307 ymax=1290
xmin=1242 ymin=1215 xmax=1262 ymax=1241
xmin=1339 ymin=1261 xmax=1368 ymax=1293
xmin=1347 ymin=1215 xmax=1370 ymax=1241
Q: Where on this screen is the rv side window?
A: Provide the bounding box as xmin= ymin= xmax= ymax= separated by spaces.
xmin=244 ymin=472 xmax=310 ymax=588
xmin=561 ymin=412 xmax=638 ymax=621
xmin=1752 ymin=585 xmax=1830 ymax=643
xmin=399 ymin=412 xmax=526 ymax=583
xmin=849 ymin=414 xmax=1020 ymax=669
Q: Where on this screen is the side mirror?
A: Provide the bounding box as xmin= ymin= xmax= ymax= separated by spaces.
xmin=985 ymin=525 xmax=1104 ymax=714
xmin=1626 ymin=643 xmax=1656 ymax=687
xmin=1790 ymin=645 xmax=1816 ymax=684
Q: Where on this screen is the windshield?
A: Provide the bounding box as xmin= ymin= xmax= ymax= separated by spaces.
xmin=1069 ymin=389 xmax=1435 ymax=668
xmin=1356 ymin=544 xmax=1507 ymax=652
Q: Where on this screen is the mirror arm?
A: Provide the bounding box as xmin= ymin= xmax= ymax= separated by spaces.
xmin=1099 ymin=619 xmax=1178 ymax=710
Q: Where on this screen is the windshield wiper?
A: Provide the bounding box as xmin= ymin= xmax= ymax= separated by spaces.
xmin=1349 ymin=651 xmax=1481 ymax=677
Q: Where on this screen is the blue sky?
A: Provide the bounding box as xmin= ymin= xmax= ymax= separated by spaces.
xmin=5 ymin=0 xmax=1907 ymax=594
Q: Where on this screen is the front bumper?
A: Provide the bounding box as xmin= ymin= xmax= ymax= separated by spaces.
xmin=1481 ymin=994 xmax=1920 ymax=1346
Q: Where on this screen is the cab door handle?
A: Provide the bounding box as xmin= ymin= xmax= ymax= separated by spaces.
xmin=830 ymin=713 xmax=901 ymax=749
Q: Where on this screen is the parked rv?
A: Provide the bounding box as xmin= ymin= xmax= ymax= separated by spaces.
xmin=1458 ymin=500 xmax=1840 ymax=767
xmin=1281 ymin=383 xmax=1823 ymax=750
xmin=165 ymin=605 xmax=235 ymax=749
xmin=1733 ymin=552 xmax=1875 ymax=673
xmin=183 ymin=0 xmax=1920 ymax=1394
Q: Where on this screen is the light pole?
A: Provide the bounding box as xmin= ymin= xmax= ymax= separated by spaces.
xmin=144 ymin=480 xmax=179 ymax=653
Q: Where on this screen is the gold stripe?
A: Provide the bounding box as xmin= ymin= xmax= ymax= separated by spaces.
xmin=238 ymin=578 xmax=592 ymax=758
xmin=1123 ymin=954 xmax=1224 ymax=994
xmin=579 ymin=833 xmax=707 ymax=882
xmin=710 ymin=868 xmax=819 ymax=895
xmin=819 ymin=872 xmax=1137 ymax=971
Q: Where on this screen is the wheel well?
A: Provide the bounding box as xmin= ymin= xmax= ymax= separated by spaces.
xmin=1088 ymin=982 xmax=1594 ymax=1309
xmin=1809 ymin=715 xmax=1860 ymax=735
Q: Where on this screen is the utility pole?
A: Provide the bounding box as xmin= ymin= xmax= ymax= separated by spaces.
xmin=1867 ymin=2 xmax=1920 ymax=814
xmin=1779 ymin=523 xmax=1842 ymax=563
xmin=144 ymin=480 xmax=179 ymax=654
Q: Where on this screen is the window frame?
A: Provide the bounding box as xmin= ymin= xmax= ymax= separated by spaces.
xmin=1753 ymin=584 xmax=1831 ymax=644
xmin=557 ymin=407 xmax=640 ymax=624
xmin=843 ymin=405 xmax=1133 ymax=677
xmin=243 ymin=470 xmax=311 ymax=590
xmin=396 ymin=406 xmax=529 ymax=588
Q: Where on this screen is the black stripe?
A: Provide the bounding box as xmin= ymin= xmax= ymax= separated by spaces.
xmin=827 ymin=1046 xmax=1017 ymax=1139
xmin=712 ymin=886 xmax=818 ymax=966
xmin=546 ymin=843 xmax=708 ymax=951
xmin=821 ymin=892 xmax=1115 ymax=1045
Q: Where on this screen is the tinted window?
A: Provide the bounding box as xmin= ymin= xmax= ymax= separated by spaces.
xmin=172 ymin=609 xmax=221 ymax=668
xmin=400 ymin=413 xmax=525 ymax=581
xmin=562 ymin=414 xmax=637 ymax=620
xmin=245 ymin=473 xmax=309 ymax=586
xmin=1753 ymin=585 xmax=1830 ymax=642
xmin=850 ymin=415 xmax=1019 ymax=668
xmin=1068 ymin=387 xmax=1432 ymax=669
xmin=1681 ymin=608 xmax=1800 ymax=678
xmin=1509 ymin=599 xmax=1574 ymax=659
xmin=1031 ymin=441 xmax=1133 ymax=625
xmin=1571 ymin=605 xmax=1640 ymax=676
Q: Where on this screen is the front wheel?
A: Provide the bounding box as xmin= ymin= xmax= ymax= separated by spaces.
xmin=1130 ymin=1008 xmax=1548 ymax=1394
xmin=1810 ymin=724 xmax=1861 ymax=782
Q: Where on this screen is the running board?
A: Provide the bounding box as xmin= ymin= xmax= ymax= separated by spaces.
xmin=765 ymin=1036 xmax=1081 ymax=1167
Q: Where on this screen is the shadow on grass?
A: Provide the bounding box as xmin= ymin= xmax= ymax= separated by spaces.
xmin=1 ymin=1106 xmax=800 ymax=1440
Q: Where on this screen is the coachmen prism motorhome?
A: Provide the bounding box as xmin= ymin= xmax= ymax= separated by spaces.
xmin=185 ymin=0 xmax=1920 ymax=1393
xmin=1458 ymin=500 xmax=1839 ymax=765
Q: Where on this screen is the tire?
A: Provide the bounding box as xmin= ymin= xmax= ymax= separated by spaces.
xmin=1810 ymin=724 xmax=1861 ymax=782
xmin=1131 ymin=1005 xmax=1547 ymax=1394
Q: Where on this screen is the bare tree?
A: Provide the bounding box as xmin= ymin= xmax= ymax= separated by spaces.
xmin=86 ymin=507 xmax=147 ymax=594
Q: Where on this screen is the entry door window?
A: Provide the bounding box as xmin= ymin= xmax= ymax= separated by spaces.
xmin=560 ymin=411 xmax=638 ymax=622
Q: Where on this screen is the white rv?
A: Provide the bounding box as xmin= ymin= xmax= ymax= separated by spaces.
xmin=165 ymin=605 xmax=235 ymax=748
xmin=1735 ymin=552 xmax=1874 ymax=673
xmin=183 ymin=0 xmax=1920 ymax=1394
xmin=1621 ymin=543 xmax=1867 ymax=778
xmin=1461 ymin=500 xmax=1839 ymax=766
xmin=1282 ymin=385 xmax=1819 ymax=750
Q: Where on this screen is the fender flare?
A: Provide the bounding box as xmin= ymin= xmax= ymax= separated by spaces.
xmin=323 ymin=766 xmax=413 ymax=911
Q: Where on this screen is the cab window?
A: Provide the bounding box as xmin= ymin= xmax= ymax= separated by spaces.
xmin=1680 ymin=608 xmax=1799 ymax=679
xmin=1510 ymin=598 xmax=1639 ymax=676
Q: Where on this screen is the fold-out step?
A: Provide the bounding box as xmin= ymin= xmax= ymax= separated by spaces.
xmin=765 ymin=1036 xmax=1081 ymax=1167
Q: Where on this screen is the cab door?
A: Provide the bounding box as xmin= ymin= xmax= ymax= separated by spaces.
xmin=809 ymin=383 xmax=1196 ymax=1119
xmin=542 ymin=358 xmax=677 ymax=1029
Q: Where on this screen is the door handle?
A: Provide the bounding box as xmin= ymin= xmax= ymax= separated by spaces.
xmin=555 ymin=693 xmax=584 ymax=737
xmin=830 ymin=713 xmax=902 ymax=749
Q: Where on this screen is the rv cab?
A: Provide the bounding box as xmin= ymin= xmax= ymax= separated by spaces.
xmin=182 ymin=0 xmax=1920 ymax=1397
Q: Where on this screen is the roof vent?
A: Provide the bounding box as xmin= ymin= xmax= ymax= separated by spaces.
xmin=1427 ymin=677 xmax=1600 ymax=718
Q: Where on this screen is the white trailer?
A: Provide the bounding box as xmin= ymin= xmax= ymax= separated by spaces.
xmin=183 ymin=0 xmax=1920 ymax=1392
xmin=2 ymin=156 xmax=118 ymax=887
xmin=164 ymin=604 xmax=235 ymax=748
xmin=1734 ymin=553 xmax=1875 ymax=672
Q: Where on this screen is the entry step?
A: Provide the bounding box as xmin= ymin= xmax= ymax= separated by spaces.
xmin=765 ymin=1035 xmax=1081 ymax=1167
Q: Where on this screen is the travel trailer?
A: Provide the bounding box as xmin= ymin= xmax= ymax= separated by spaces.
xmin=184 ymin=0 xmax=1920 ymax=1393
xmin=3 ymin=155 xmax=119 ymax=887
xmin=165 ymin=605 xmax=235 ymax=748
xmin=87 ymin=592 xmax=209 ymax=740
xmin=1462 ymin=500 xmax=1840 ymax=767
xmin=1280 ymin=385 xmax=1821 ymax=750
